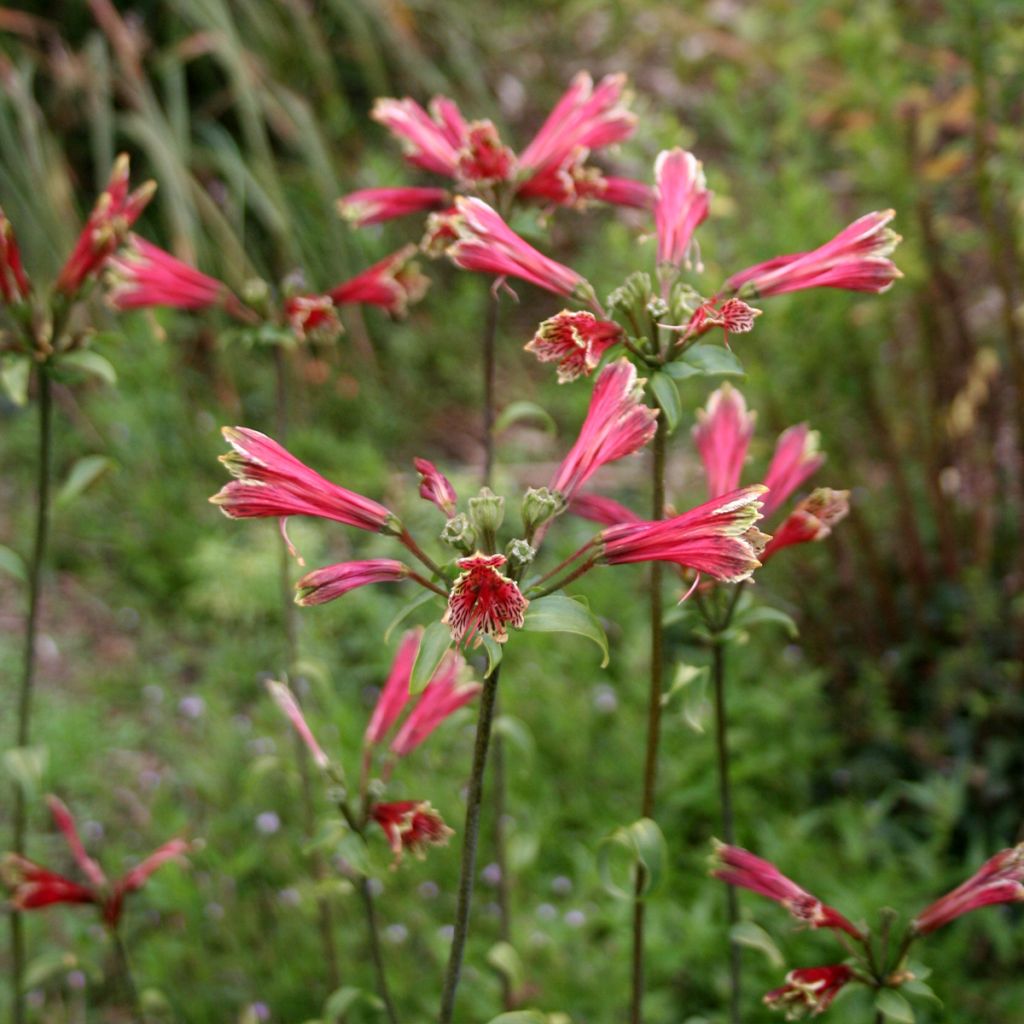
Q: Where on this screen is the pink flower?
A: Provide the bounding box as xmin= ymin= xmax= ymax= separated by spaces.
xmin=294 ymin=559 xmax=411 ymax=606
xmin=1 ymin=796 xmax=188 ymax=928
xmin=761 ymin=488 xmax=850 ymax=562
xmin=550 ymin=358 xmax=658 ymax=500
xmin=329 ymin=244 xmax=429 ymax=318
xmin=569 ymin=492 xmax=643 ymax=528
xmin=516 ymin=157 xmax=652 ymax=211
xmin=654 ymin=148 xmax=711 ymax=269
xmin=370 ymin=800 xmax=453 ymax=863
xmin=337 ymin=186 xmax=450 ymax=226
xmin=284 ymin=294 xmax=342 ymax=340
xmin=763 ymin=965 xmax=854 ymax=1017
xmin=107 ymin=235 xmax=243 ymax=314
xmin=693 ymin=384 xmax=757 ymax=499
xmin=600 ymin=486 xmax=768 ymax=583
xmin=676 ymin=298 xmax=761 ymax=345
xmin=371 ymin=97 xmax=465 ymax=178
xmin=517 ymin=72 xmax=636 ymax=182
xmin=455 ymin=120 xmax=516 ymax=185
xmin=211 ymin=427 xmax=399 ymax=535
xmin=414 ymin=458 xmax=458 ymax=517
xmin=365 ymin=629 xmax=423 ymax=747
xmin=0 ymin=208 xmax=31 ymax=302
xmin=443 ymin=552 xmax=529 ymax=646
xmin=420 ymin=206 xmax=464 ymax=257
xmin=725 ymin=210 xmax=902 ymax=298
xmin=760 ymin=424 xmax=825 ymax=518
xmin=525 ymin=310 xmax=622 ymax=383
xmin=56 ymin=154 xmax=156 ymax=295
xmin=598 ymin=177 xmax=654 ymax=210
xmin=449 ymin=197 xmax=590 ymax=300
xmin=266 ymin=680 xmax=330 ymax=770
xmin=912 ymin=844 xmax=1024 ymax=935
xmin=711 ymin=842 xmax=864 ymax=939
xmin=390 ymin=652 xmax=481 ymax=757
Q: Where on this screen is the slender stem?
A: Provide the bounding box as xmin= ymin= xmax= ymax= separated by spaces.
xmin=273 ymin=347 xmax=341 ymax=990
xmin=111 ymin=928 xmax=145 ymax=1020
xmin=713 ymin=640 xmax=742 ymax=1024
xmin=10 ymin=365 xmax=54 ymax=1024
xmin=630 ymin=415 xmax=667 ymax=1024
xmin=407 ymin=570 xmax=450 ymax=598
xmin=490 ymin=693 xmax=514 ymax=1011
xmin=527 ymin=539 xmax=598 ymax=590
xmin=874 ymin=1012 xmax=884 ymax=1024
xmin=439 ymin=664 xmax=503 ymax=1023
xmin=526 ymin=555 xmax=599 ymax=599
xmin=398 ymin=528 xmax=447 ymax=580
xmin=482 ymin=292 xmax=500 ymax=488
xmin=359 ymin=877 xmax=400 ymax=1024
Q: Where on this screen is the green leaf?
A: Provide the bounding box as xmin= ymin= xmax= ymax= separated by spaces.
xmin=383 ymin=589 xmax=439 ymax=642
xmin=23 ymin=950 xmax=77 ymax=990
xmin=876 ymin=989 xmax=916 ymax=1023
xmin=486 ymin=942 xmax=524 ymax=993
xmin=495 ymin=400 xmax=556 ymax=436
xmin=648 ymin=372 xmax=681 ymax=433
xmin=409 ymin=620 xmax=453 ymax=695
xmin=323 ymin=986 xmax=384 ymax=1021
xmin=55 ymin=455 xmax=115 ymax=509
xmin=479 ymin=633 xmax=504 ymax=678
xmin=733 ymin=605 xmax=799 ymax=639
xmin=597 ymin=817 xmax=668 ymax=900
xmin=902 ymin=980 xmax=941 ymax=1005
xmin=674 ymin=343 xmax=745 ymax=378
xmin=661 ymin=664 xmax=710 ymax=733
xmin=523 ymin=594 xmax=609 ymax=667
xmin=4 ymin=746 xmax=48 ymax=800
xmin=0 ymin=544 xmax=26 ymax=582
xmin=0 ymin=355 xmax=30 ymax=406
xmin=60 ymin=350 xmax=117 ymax=387
xmin=484 ymin=1013 xmax=547 ymax=1024
xmin=729 ymin=921 xmax=784 ymax=968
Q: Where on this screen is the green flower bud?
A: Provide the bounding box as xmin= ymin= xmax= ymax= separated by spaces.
xmin=441 ymin=513 xmax=476 ymax=554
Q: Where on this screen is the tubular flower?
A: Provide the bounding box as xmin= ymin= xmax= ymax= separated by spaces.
xmin=421 ymin=206 xmax=464 ymax=257
xmin=763 ymin=965 xmax=854 ymax=1019
xmin=371 ymin=97 xmax=466 ymax=178
xmin=365 ymin=629 xmax=423 ymax=747
xmin=600 ymin=486 xmax=768 ymax=583
xmin=266 ymin=680 xmax=330 ymax=770
xmin=56 ymin=154 xmax=156 ymax=295
xmin=370 ymin=800 xmax=453 ymax=864
xmin=693 ymin=384 xmax=757 ymax=499
xmin=725 ymin=210 xmax=902 ymax=298
xmin=912 ymin=843 xmax=1024 ymax=935
xmin=211 ymin=427 xmax=400 ymax=535
xmin=516 ymin=156 xmax=651 ymax=211
xmin=443 ymin=552 xmax=529 ymax=646
xmin=107 ymin=235 xmax=242 ymax=315
xmin=551 ymin=359 xmax=659 ymax=501
xmin=1 ymin=796 xmax=187 ymax=928
xmin=295 ymin=559 xmax=411 ymax=606
xmin=761 ymin=489 xmax=850 ymax=562
xmin=677 ymin=298 xmax=762 ymax=345
xmin=711 ymin=842 xmax=864 ymax=939
xmin=390 ymin=652 xmax=481 ymax=756
xmin=760 ymin=424 xmax=826 ymax=518
xmin=456 ymin=120 xmax=516 ymax=185
xmin=328 ymin=245 xmax=429 ymax=318
xmin=414 ymin=457 xmax=458 ymax=517
xmin=449 ymin=197 xmax=590 ymax=300
xmin=284 ymin=294 xmax=342 ymax=340
xmin=337 ymin=186 xmax=450 ymax=227
xmin=0 ymin=209 xmax=31 ymax=301
xmin=517 ymin=72 xmax=636 ymax=183
xmin=654 ymin=148 xmax=711 ymax=270
xmin=569 ymin=492 xmax=643 ymax=528
xmin=525 ymin=310 xmax=622 ymax=383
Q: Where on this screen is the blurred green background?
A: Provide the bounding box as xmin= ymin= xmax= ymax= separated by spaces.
xmin=1 ymin=0 xmax=1023 ymax=1021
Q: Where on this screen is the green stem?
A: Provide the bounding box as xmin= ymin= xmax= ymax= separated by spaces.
xmin=482 ymin=291 xmax=500 ymax=488
xmin=630 ymin=415 xmax=667 ymax=1024
xmin=526 ymin=555 xmax=599 ymax=599
xmin=111 ymin=928 xmax=145 ymax=1021
xmin=359 ymin=877 xmax=400 ymax=1024
xmin=11 ymin=364 xmax=54 ymax=1024
xmin=439 ymin=664 xmax=503 ymax=1023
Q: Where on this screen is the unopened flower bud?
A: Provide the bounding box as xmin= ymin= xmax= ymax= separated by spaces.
xmin=468 ymin=487 xmax=505 ymax=538
xmin=521 ymin=486 xmax=563 ymax=535
xmin=441 ymin=513 xmax=476 ymax=553
xmin=506 ymin=539 xmax=535 ymax=569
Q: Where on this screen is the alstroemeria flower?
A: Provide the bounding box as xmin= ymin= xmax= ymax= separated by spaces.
xmin=370 ymin=800 xmax=453 ymax=864
xmin=693 ymin=383 xmax=757 ymax=499
xmin=550 ymin=358 xmax=659 ymax=501
xmin=763 ymin=965 xmax=854 ymax=1018
xmin=599 ymin=486 xmax=768 ymax=584
xmin=266 ymin=680 xmax=331 ymax=770
xmin=569 ymin=492 xmax=643 ymax=528
xmin=338 ymin=186 xmax=450 ymax=227
xmin=328 ymin=244 xmax=429 ymax=318
xmin=760 ymin=424 xmax=826 ymax=518
xmin=390 ymin=653 xmax=481 ymax=757
xmin=0 ymin=208 xmax=31 ymax=302
xmin=57 ymin=154 xmax=156 ymax=295
xmin=364 ymin=629 xmax=424 ymax=747
xmin=449 ymin=197 xmax=591 ymax=300
xmin=654 ymin=148 xmax=711 ymax=270
xmin=294 ymin=559 xmax=411 ymax=606
xmin=443 ymin=552 xmax=529 ymax=646
xmin=761 ymin=488 xmax=850 ymax=562
xmin=912 ymin=843 xmax=1024 ymax=935
xmin=1 ymin=796 xmax=187 ymax=928
xmin=211 ymin=427 xmax=400 ymax=536
xmin=725 ymin=210 xmax=902 ymax=298
xmin=525 ymin=310 xmax=623 ymax=383
xmin=711 ymin=842 xmax=864 ymax=939
xmin=414 ymin=458 xmax=458 ymax=517
xmin=284 ymin=294 xmax=342 ymax=340
xmin=676 ymin=297 xmax=761 ymax=346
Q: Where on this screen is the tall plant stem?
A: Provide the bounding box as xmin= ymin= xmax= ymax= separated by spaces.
xmin=482 ymin=290 xmax=500 ymax=488
xmin=359 ymin=877 xmax=400 ymax=1024
xmin=111 ymin=928 xmax=145 ymax=1020
xmin=630 ymin=415 xmax=668 ymax=1024
xmin=10 ymin=365 xmax=54 ymax=1024
xmin=272 ymin=348 xmax=341 ymax=990
xmin=439 ymin=664 xmax=503 ymax=1023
